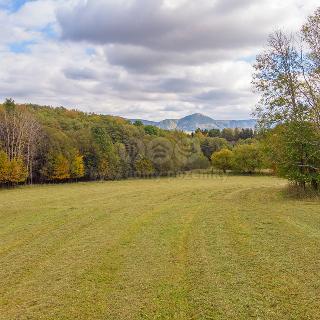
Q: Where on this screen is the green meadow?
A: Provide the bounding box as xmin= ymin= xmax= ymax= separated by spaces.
xmin=1 ymin=176 xmax=320 ymax=319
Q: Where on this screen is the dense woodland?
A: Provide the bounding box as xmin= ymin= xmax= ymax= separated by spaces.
xmin=1 ymin=8 xmax=320 ymax=192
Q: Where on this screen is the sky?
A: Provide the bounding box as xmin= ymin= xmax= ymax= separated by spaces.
xmin=0 ymin=0 xmax=319 ymax=120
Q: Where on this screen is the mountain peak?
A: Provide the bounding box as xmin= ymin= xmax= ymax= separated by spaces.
xmin=184 ymin=113 xmax=209 ymax=118
xmin=130 ymin=114 xmax=256 ymax=132
xmin=190 ymin=113 xmax=205 ymax=116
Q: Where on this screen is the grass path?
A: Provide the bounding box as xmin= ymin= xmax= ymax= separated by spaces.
xmin=1 ymin=176 xmax=320 ymax=319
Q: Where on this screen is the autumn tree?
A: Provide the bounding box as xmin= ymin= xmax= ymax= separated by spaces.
xmin=253 ymin=12 xmax=320 ymax=125
xmin=0 ymin=150 xmax=27 ymax=185
xmin=211 ymin=149 xmax=233 ymax=173
xmin=8 ymin=158 xmax=28 ymax=184
xmin=253 ymin=8 xmax=320 ymax=189
xmin=0 ymin=150 xmax=9 ymax=183
xmin=50 ymin=154 xmax=70 ymax=181
xmin=232 ymin=144 xmax=263 ymax=174
xmin=70 ymin=154 xmax=85 ymax=180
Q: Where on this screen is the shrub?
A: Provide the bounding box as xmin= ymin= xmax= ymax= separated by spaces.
xmin=232 ymin=144 xmax=263 ymax=174
xmin=211 ymin=149 xmax=233 ymax=173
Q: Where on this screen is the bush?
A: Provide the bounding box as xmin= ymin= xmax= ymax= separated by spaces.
xmin=232 ymin=144 xmax=263 ymax=174
xmin=211 ymin=149 xmax=233 ymax=173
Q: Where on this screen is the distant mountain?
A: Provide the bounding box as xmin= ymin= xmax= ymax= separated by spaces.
xmin=131 ymin=113 xmax=257 ymax=132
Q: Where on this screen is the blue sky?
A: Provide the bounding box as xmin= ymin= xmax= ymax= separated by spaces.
xmin=0 ymin=0 xmax=319 ymax=120
xmin=9 ymin=40 xmax=34 ymax=53
xmin=0 ymin=0 xmax=30 ymax=12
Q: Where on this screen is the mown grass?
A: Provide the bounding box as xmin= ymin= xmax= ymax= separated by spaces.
xmin=1 ymin=176 xmax=320 ymax=319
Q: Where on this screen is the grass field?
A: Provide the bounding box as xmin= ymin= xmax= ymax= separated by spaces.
xmin=1 ymin=175 xmax=320 ymax=319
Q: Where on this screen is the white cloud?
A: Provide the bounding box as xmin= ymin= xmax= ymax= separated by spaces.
xmin=0 ymin=0 xmax=319 ymax=120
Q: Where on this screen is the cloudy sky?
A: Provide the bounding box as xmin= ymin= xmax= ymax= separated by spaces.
xmin=0 ymin=0 xmax=319 ymax=120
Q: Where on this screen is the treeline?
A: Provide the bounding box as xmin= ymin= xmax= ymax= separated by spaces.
xmin=3 ymin=91 xmax=316 ymax=189
xmin=193 ymin=127 xmax=255 ymax=142
xmin=0 ymin=99 xmax=214 ymax=185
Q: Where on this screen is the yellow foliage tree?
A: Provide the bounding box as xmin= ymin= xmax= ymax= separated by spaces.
xmin=51 ymin=154 xmax=70 ymax=181
xmin=8 ymin=158 xmax=28 ymax=184
xmin=0 ymin=150 xmax=9 ymax=183
xmin=0 ymin=151 xmax=27 ymax=184
xmin=211 ymin=149 xmax=233 ymax=173
xmin=70 ymin=154 xmax=85 ymax=179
